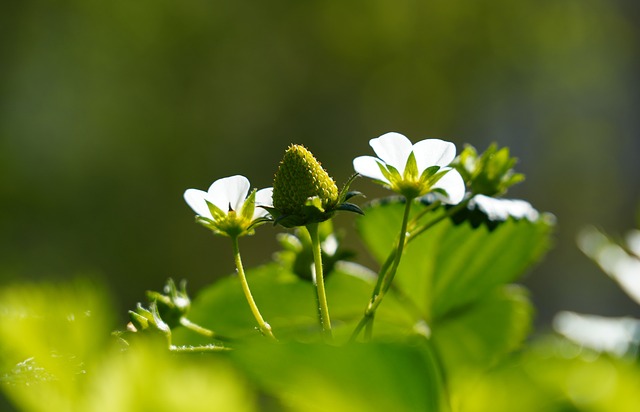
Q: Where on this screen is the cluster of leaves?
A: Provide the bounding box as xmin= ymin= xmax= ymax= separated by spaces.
xmin=2 ymin=142 xmax=639 ymax=411
xmin=0 ymin=197 xmax=554 ymax=410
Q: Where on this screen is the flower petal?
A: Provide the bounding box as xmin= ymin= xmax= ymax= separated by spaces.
xmin=413 ymin=139 xmax=457 ymax=171
xmin=433 ymin=168 xmax=466 ymax=204
xmin=353 ymin=156 xmax=389 ymax=183
xmin=471 ymin=195 xmax=540 ymax=221
xmin=183 ymin=189 xmax=213 ymax=218
xmin=369 ymin=132 xmax=413 ymax=173
xmin=254 ymin=187 xmax=273 ymax=219
xmin=207 ymin=175 xmax=251 ymax=213
xmin=627 ymin=230 xmax=640 ymax=256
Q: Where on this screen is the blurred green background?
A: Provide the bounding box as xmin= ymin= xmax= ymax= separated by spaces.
xmin=1 ymin=0 xmax=639 ymax=328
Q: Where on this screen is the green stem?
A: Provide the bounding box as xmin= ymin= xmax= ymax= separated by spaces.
xmin=351 ymin=194 xmax=475 ymax=341
xmin=409 ymin=196 xmax=472 ymax=240
xmin=408 ymin=199 xmax=441 ymax=230
xmin=170 ymin=344 xmax=231 ymax=353
xmin=179 ymin=317 xmax=231 ymax=342
xmin=231 ymin=235 xmax=276 ymax=340
xmin=371 ymin=249 xmax=396 ymax=300
xmin=351 ymin=197 xmax=414 ymax=341
xmin=305 ymin=223 xmax=333 ymax=340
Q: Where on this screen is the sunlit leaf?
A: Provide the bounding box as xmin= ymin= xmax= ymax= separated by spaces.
xmin=0 ymin=280 xmax=113 ymax=411
xmin=176 ymin=262 xmax=411 ymax=344
xmin=458 ymin=337 xmax=640 ymax=412
xmin=231 ymin=341 xmax=446 ymax=412
xmin=430 ymin=285 xmax=533 ymax=393
xmin=357 ymin=198 xmax=553 ymax=320
xmin=84 ymin=342 xmax=255 ymax=412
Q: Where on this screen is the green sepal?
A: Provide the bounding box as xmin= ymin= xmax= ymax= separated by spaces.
xmin=504 ymin=172 xmax=525 ymax=188
xmin=247 ymin=215 xmax=272 ymax=231
xmin=403 ymin=152 xmax=419 ymax=181
xmin=419 ymin=165 xmax=441 ymax=184
xmin=425 ymin=169 xmax=451 ymax=187
xmin=335 ymin=202 xmax=364 ymax=215
xmin=337 ymin=173 xmax=360 ymax=203
xmin=305 ymin=196 xmax=325 ymax=212
xmin=377 ymin=162 xmax=401 ymax=185
xmin=240 ymin=189 xmax=257 ymax=222
xmin=149 ymin=302 xmax=170 ymax=334
xmin=135 ymin=302 xmax=154 ymax=320
xmin=430 ymin=187 xmax=448 ymax=198
xmin=129 ymin=310 xmax=150 ymax=331
xmin=344 ymin=191 xmax=364 ymax=201
xmin=195 ymin=215 xmax=215 ymax=228
xmin=268 ymin=202 xmax=335 ymax=228
xmin=205 ymin=200 xmax=226 ymax=220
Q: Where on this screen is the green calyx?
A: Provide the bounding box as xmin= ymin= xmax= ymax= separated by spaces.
xmin=377 ymin=151 xmax=451 ymax=199
xmin=195 ymin=189 xmax=266 ymax=238
xmin=128 ymin=279 xmax=190 ymax=334
xmin=270 ymin=144 xmax=363 ymax=227
xmin=146 ymin=279 xmax=191 ymax=329
xmin=453 ymin=143 xmax=525 ymax=197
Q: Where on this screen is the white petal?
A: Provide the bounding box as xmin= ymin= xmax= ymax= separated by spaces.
xmin=353 ymin=156 xmax=389 ymax=183
xmin=369 ymin=132 xmax=413 ymax=173
xmin=207 ymin=175 xmax=250 ymax=213
xmin=413 ymin=139 xmax=457 ymax=171
xmin=183 ymin=189 xmax=213 ymax=218
xmin=554 ymin=311 xmax=640 ymax=357
xmin=471 ymin=195 xmax=540 ymax=221
xmin=253 ymin=187 xmax=273 ymax=219
xmin=433 ymin=168 xmax=465 ymax=204
xmin=471 ymin=195 xmax=506 ymax=220
xmin=626 ymin=230 xmax=640 ymax=256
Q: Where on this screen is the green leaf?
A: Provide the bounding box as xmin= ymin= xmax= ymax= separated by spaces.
xmin=458 ymin=337 xmax=640 ymax=412
xmin=231 ymin=340 xmax=446 ymax=412
xmin=357 ymin=198 xmax=553 ymax=321
xmin=173 ymin=262 xmax=412 ymax=344
xmin=430 ymin=285 xmax=533 ymax=377
xmin=177 ymin=264 xmax=317 ymax=341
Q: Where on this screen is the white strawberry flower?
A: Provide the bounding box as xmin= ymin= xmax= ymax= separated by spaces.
xmin=184 ymin=175 xmax=273 ymax=237
xmin=353 ymin=132 xmax=465 ymax=203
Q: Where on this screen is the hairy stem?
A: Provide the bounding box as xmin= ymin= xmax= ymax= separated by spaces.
xmin=351 ymin=197 xmax=413 ymax=341
xmin=351 ymin=194 xmax=475 ymax=341
xmin=231 ymin=235 xmax=276 ymax=340
xmin=305 ymin=223 xmax=333 ymax=340
xmin=179 ymin=317 xmax=231 ymax=342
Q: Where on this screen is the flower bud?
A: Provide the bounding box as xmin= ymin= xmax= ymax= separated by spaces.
xmin=453 ymin=144 xmax=524 ymax=197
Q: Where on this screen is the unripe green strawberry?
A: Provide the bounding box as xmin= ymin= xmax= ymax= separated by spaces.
xmin=272 ymin=145 xmax=339 ymax=216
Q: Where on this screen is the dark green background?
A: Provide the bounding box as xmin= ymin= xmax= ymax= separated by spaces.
xmin=1 ymin=0 xmax=639 ymax=327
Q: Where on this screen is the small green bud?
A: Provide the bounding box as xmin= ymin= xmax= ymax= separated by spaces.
xmin=453 ymin=143 xmax=525 ymax=197
xmin=128 ymin=309 xmax=150 ymax=332
xmin=146 ymin=279 xmax=191 ymax=329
